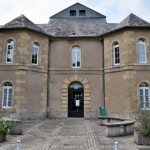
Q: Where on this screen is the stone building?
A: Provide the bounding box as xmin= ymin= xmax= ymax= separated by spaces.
xmin=0 ymin=3 xmax=150 ymax=119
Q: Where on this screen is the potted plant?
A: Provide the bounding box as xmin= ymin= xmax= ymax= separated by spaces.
xmin=0 ymin=119 xmax=14 ymax=142
xmin=134 ymin=109 xmax=150 ymax=145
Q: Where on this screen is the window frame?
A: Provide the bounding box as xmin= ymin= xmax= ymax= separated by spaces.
xmin=6 ymin=40 xmax=14 ymax=64
xmin=79 ymin=10 xmax=86 ymax=16
xmin=70 ymin=10 xmax=76 ymax=16
xmin=72 ymin=47 xmax=81 ymax=68
xmin=139 ymin=82 xmax=150 ymax=109
xmin=113 ymin=43 xmax=120 ymax=66
xmin=138 ymin=39 xmax=147 ymax=64
xmin=2 ymin=82 xmax=12 ymax=109
xmin=32 ymin=43 xmax=39 ymax=66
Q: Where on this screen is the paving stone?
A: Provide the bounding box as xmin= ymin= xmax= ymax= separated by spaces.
xmin=0 ymin=119 xmax=149 ymax=150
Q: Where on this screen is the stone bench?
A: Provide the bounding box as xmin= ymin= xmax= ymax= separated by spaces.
xmin=0 ymin=117 xmax=22 ymax=135
xmin=98 ymin=116 xmax=135 ymax=137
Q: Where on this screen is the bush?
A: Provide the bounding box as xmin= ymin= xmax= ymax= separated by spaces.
xmin=0 ymin=119 xmax=14 ymax=135
xmin=135 ymin=110 xmax=150 ymax=136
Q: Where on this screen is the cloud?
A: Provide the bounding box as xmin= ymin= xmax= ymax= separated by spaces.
xmin=93 ymin=0 xmax=150 ymax=23
xmin=0 ymin=0 xmax=149 ymax=25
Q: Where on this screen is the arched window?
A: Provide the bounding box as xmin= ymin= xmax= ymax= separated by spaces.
xmin=138 ymin=39 xmax=147 ymax=63
xmin=6 ymin=39 xmax=14 ymax=63
xmin=139 ymin=82 xmax=150 ymax=109
xmin=2 ymin=82 xmax=13 ymax=108
xmin=72 ymin=47 xmax=81 ymax=68
xmin=113 ymin=42 xmax=120 ymax=65
xmin=32 ymin=42 xmax=39 ymax=65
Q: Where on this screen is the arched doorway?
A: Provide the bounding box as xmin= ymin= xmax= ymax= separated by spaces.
xmin=68 ymin=82 xmax=84 ymax=118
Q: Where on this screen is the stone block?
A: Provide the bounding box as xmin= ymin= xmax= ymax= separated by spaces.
xmin=10 ymin=120 xmax=22 ymax=135
xmin=63 ymin=79 xmax=70 ymax=85
xmin=82 ymin=79 xmax=89 ymax=85
xmin=134 ymin=130 xmax=150 ymax=145
xmin=84 ymin=108 xmax=91 ymax=112
xmin=61 ymin=97 xmax=68 ymax=101
xmin=84 ymin=97 xmax=91 ymax=101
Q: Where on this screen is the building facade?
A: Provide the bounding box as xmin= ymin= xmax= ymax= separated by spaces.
xmin=0 ymin=3 xmax=150 ymax=119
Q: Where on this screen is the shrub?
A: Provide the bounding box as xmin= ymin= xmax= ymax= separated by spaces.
xmin=0 ymin=119 xmax=14 ymax=135
xmin=135 ymin=109 xmax=150 ymax=136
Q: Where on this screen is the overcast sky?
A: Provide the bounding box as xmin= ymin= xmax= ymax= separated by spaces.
xmin=0 ymin=0 xmax=150 ymax=25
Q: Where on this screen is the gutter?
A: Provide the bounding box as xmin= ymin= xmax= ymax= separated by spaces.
xmin=46 ymin=38 xmax=52 ymax=118
xmin=100 ymin=37 xmax=105 ymax=108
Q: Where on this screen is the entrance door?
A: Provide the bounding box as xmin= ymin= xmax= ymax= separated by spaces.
xmin=68 ymin=82 xmax=84 ymax=118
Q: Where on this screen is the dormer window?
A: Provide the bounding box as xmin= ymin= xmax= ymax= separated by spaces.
xmin=70 ymin=10 xmax=76 ymax=16
xmin=79 ymin=10 xmax=86 ymax=16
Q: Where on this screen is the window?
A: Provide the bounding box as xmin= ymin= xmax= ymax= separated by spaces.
xmin=2 ymin=82 xmax=12 ymax=108
xmin=79 ymin=10 xmax=86 ymax=16
xmin=139 ymin=82 xmax=150 ymax=109
xmin=70 ymin=10 xmax=76 ymax=16
xmin=32 ymin=42 xmax=39 ymax=65
xmin=6 ymin=39 xmax=14 ymax=63
xmin=113 ymin=42 xmax=120 ymax=65
xmin=72 ymin=47 xmax=81 ymax=68
xmin=138 ymin=39 xmax=147 ymax=63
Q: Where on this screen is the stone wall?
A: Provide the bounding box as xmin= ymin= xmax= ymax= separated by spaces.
xmin=49 ymin=38 xmax=103 ymax=118
xmin=0 ymin=30 xmax=49 ymax=120
xmin=104 ymin=29 xmax=150 ymax=117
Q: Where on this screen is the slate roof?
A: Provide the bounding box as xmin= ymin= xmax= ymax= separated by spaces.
xmin=45 ymin=3 xmax=150 ymax=37
xmin=1 ymin=3 xmax=150 ymax=37
xmin=117 ymin=13 xmax=150 ymax=28
xmin=46 ymin=18 xmax=110 ymax=37
xmin=102 ymin=13 xmax=150 ymax=35
xmin=50 ymin=2 xmax=106 ymax=19
xmin=46 ymin=2 xmax=108 ymax=37
xmin=2 ymin=14 xmax=48 ymax=35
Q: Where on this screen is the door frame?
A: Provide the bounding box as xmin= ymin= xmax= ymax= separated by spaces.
xmin=68 ymin=83 xmax=84 ymax=118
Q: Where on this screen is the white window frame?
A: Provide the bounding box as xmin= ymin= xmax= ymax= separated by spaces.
xmin=6 ymin=40 xmax=14 ymax=64
xmin=72 ymin=47 xmax=81 ymax=68
xmin=139 ymin=83 xmax=150 ymax=109
xmin=2 ymin=83 xmax=12 ymax=109
xmin=32 ymin=43 xmax=39 ymax=65
xmin=138 ymin=40 xmax=147 ymax=64
xmin=113 ymin=43 xmax=120 ymax=65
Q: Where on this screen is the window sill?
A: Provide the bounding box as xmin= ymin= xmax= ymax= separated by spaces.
xmin=72 ymin=67 xmax=81 ymax=69
xmin=0 ymin=108 xmax=16 ymax=113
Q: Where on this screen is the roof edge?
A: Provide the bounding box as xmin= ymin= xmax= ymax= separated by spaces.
xmin=101 ymin=26 xmax=150 ymax=37
xmin=0 ymin=27 xmax=53 ymax=37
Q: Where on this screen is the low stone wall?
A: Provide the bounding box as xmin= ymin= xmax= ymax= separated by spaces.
xmin=98 ymin=116 xmax=135 ymax=137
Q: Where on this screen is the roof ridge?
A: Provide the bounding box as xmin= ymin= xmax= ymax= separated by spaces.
xmin=2 ymin=14 xmax=49 ymax=35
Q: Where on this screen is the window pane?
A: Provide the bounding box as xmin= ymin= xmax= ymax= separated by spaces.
xmin=3 ymin=101 xmax=7 ymax=107
xmin=8 ymin=101 xmax=11 ymax=107
xmin=4 ymin=89 xmax=7 ymax=94
xmin=77 ymin=51 xmax=80 ymax=57
xmin=32 ymin=45 xmax=38 ymax=65
xmin=72 ymin=47 xmax=81 ymax=68
xmin=72 ymin=63 xmax=75 ymax=67
xmin=3 ymin=85 xmax=12 ymax=108
xmin=6 ymin=40 xmax=14 ymax=63
xmin=77 ymin=61 xmax=80 ymax=67
xmin=8 ymin=94 xmax=12 ymax=101
xmin=114 ymin=45 xmax=119 ymax=65
xmin=140 ymin=89 xmax=144 ymax=108
xmin=140 ymin=101 xmax=144 ymax=108
xmin=138 ymin=42 xmax=146 ymax=63
xmin=4 ymin=95 xmax=7 ymax=100
xmin=146 ymin=102 xmax=149 ymax=108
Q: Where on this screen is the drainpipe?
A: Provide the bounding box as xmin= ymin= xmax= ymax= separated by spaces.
xmin=46 ymin=38 xmax=52 ymax=118
xmin=100 ymin=37 xmax=105 ymax=108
